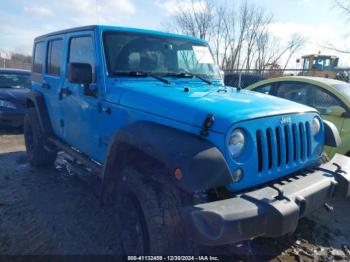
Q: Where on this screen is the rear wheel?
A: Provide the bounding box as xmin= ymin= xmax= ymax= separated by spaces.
xmin=24 ymin=107 xmax=56 ymax=166
xmin=116 ymin=167 xmax=196 ymax=255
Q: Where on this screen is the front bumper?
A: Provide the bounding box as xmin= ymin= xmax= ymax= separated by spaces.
xmin=182 ymin=154 xmax=350 ymax=245
xmin=0 ymin=111 xmax=24 ymax=128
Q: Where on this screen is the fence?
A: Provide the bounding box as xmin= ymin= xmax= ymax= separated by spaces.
xmin=1 ymin=59 xmax=31 ymax=70
xmin=224 ymin=68 xmax=350 ymax=88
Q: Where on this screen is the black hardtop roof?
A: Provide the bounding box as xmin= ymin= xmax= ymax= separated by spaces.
xmin=33 ymin=25 xmax=206 ymax=44
xmin=34 ymin=25 xmax=97 ymax=41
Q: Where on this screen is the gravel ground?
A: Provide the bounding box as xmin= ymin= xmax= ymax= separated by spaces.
xmin=0 ymin=129 xmax=349 ymax=261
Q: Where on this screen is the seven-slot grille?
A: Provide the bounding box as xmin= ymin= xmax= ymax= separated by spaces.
xmin=256 ymin=122 xmax=312 ymax=173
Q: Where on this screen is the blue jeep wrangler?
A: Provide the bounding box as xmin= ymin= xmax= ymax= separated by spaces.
xmin=24 ymin=25 xmax=350 ymax=254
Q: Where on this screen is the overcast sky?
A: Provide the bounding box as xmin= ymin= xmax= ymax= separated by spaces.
xmin=1 ymin=0 xmax=350 ymax=66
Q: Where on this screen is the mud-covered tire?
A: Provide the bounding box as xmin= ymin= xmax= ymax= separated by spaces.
xmin=116 ymin=167 xmax=196 ymax=255
xmin=24 ymin=107 xmax=56 ymax=166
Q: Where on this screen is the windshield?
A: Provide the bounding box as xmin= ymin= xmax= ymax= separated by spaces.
xmin=0 ymin=73 xmax=31 ymax=89
xmin=311 ymin=57 xmax=335 ymax=70
xmin=332 ymin=83 xmax=350 ymax=101
xmin=103 ymin=31 xmax=221 ymax=79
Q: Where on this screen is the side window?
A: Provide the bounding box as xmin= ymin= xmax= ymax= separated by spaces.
xmin=33 ymin=42 xmax=46 ymax=74
xmin=276 ymin=82 xmax=310 ymax=105
xmin=253 ymin=84 xmax=272 ymax=95
xmin=47 ymin=39 xmax=63 ymax=76
xmin=311 ymin=87 xmax=345 ymax=110
xmin=69 ymin=36 xmax=95 ymax=73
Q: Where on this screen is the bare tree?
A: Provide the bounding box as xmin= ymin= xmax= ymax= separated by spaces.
xmin=324 ymin=44 xmax=350 ymax=54
xmin=324 ymin=0 xmax=350 ymax=54
xmin=211 ymin=4 xmax=234 ymax=69
xmin=282 ymin=34 xmax=306 ymax=71
xmin=334 ymin=0 xmax=350 ymax=20
xmin=167 ymin=0 xmax=214 ymax=39
xmin=165 ymin=0 xmax=305 ymax=72
xmin=244 ymin=6 xmax=272 ymax=70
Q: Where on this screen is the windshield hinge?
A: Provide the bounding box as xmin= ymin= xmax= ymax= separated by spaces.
xmin=199 ymin=114 xmax=215 ymax=137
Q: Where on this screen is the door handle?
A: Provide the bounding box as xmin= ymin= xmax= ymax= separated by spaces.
xmin=59 ymin=87 xmax=72 ymax=100
xmin=42 ymin=83 xmax=51 ymax=89
xmin=84 ymin=85 xmax=98 ymax=98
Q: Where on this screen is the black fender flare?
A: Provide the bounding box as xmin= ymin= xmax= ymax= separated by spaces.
xmin=101 ymin=121 xmax=234 ymax=200
xmin=323 ymin=120 xmax=341 ymax=147
xmin=25 ymin=90 xmax=53 ymax=135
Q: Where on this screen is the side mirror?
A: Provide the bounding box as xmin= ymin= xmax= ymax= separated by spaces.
xmin=68 ymin=63 xmax=92 ymax=84
xmin=318 ymin=106 xmax=346 ymax=117
xmin=342 ymin=111 xmax=350 ymax=118
xmin=318 ymin=107 xmax=333 ymax=115
xmin=296 ymin=58 xmax=300 ymax=63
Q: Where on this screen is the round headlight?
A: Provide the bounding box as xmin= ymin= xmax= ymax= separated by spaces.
xmin=228 ymin=129 xmax=245 ymax=158
xmin=312 ymin=117 xmax=321 ymax=136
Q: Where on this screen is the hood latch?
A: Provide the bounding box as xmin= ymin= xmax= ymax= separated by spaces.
xmin=200 ymin=114 xmax=215 ymax=137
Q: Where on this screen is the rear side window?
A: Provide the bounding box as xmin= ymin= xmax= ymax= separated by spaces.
xmin=33 ymin=42 xmax=46 ymax=74
xmin=47 ymin=39 xmax=63 ymax=76
xmin=311 ymin=86 xmax=346 ymax=110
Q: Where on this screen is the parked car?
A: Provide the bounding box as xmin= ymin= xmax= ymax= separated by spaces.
xmin=24 ymin=25 xmax=350 ymax=254
xmin=247 ymin=76 xmax=350 ymax=157
xmin=0 ymin=68 xmax=31 ymax=129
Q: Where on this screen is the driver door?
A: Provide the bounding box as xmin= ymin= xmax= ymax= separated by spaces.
xmin=60 ymin=32 xmax=101 ymax=159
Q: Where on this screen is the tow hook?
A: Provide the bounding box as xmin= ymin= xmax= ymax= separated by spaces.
xmin=271 ymin=184 xmax=287 ymax=200
xmin=324 ymin=202 xmax=334 ymax=212
xmin=333 ymin=163 xmax=346 ymax=174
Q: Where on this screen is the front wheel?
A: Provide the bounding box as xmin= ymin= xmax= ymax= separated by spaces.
xmin=116 ymin=167 xmax=196 ymax=255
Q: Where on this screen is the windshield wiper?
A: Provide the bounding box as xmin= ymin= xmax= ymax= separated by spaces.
xmin=110 ymin=71 xmax=171 ymax=85
xmin=165 ymin=72 xmax=212 ymax=85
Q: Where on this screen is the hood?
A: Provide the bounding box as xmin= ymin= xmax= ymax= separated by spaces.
xmin=109 ymin=80 xmax=316 ymax=133
xmin=0 ymin=88 xmax=30 ymax=105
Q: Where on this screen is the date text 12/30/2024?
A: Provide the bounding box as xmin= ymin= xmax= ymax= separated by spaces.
xmin=127 ymin=256 xmax=220 ymax=261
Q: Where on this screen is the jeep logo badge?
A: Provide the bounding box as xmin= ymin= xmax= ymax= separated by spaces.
xmin=280 ymin=116 xmax=291 ymax=124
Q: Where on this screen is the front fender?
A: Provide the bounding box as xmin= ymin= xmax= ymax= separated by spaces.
xmin=102 ymin=121 xmax=234 ymax=194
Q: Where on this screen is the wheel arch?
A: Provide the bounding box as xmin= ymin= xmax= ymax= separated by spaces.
xmin=101 ymin=121 xmax=233 ymax=204
xmin=25 ymin=90 xmax=53 ymax=135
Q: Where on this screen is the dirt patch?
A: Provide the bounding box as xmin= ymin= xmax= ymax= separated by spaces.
xmin=0 ymin=130 xmax=120 ymax=255
xmin=0 ymin=130 xmax=349 ymax=260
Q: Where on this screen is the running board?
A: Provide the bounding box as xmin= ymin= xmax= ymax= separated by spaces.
xmin=48 ymin=137 xmax=103 ymax=177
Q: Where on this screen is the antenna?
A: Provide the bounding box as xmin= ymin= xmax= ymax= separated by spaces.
xmin=96 ymin=0 xmax=100 ymax=24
